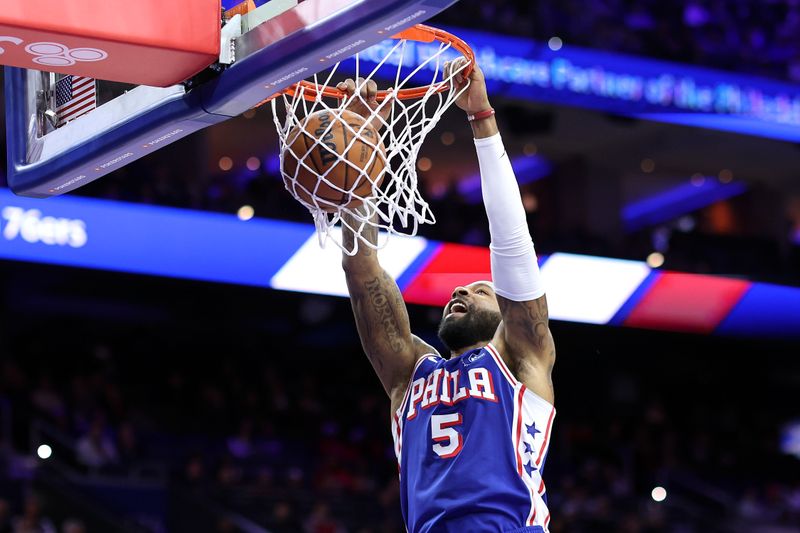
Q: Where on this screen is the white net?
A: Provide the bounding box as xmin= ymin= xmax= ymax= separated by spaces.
xmin=271 ymin=27 xmax=472 ymax=255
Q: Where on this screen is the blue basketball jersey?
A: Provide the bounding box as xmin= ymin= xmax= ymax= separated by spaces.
xmin=391 ymin=343 xmax=555 ymax=533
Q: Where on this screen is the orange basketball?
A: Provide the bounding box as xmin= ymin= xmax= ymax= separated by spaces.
xmin=283 ymin=109 xmax=386 ymax=212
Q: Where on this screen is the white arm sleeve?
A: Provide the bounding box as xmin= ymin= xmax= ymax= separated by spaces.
xmin=475 ymin=133 xmax=545 ymax=302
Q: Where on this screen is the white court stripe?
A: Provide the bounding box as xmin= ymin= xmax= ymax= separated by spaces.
xmin=270 ymin=229 xmax=428 ymax=297
xmin=540 ymin=253 xmax=651 ymax=324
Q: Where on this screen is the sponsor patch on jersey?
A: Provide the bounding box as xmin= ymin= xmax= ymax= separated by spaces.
xmin=464 ymin=349 xmax=486 ymax=365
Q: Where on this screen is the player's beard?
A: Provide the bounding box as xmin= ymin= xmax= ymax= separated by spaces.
xmin=437 ymin=307 xmax=502 ymax=354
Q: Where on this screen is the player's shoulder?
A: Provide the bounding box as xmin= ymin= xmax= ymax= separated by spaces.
xmin=412 ymin=335 xmax=441 ymax=360
xmin=390 ymin=341 xmax=442 ymax=411
xmin=407 ymin=341 xmax=444 ymax=378
xmin=411 ymin=352 xmax=444 ymax=373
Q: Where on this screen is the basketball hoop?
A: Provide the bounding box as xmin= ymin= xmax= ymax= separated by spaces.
xmin=271 ymin=24 xmax=475 ymax=255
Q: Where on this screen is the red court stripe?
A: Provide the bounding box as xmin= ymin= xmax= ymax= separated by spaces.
xmin=623 ymin=271 xmax=751 ymax=334
xmin=401 ymin=243 xmax=491 ymax=306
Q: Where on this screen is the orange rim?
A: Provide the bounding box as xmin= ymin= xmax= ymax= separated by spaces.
xmin=279 ymin=24 xmax=474 ymax=102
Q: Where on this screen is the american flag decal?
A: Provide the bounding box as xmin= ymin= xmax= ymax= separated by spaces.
xmin=55 ymin=75 xmax=96 ymax=127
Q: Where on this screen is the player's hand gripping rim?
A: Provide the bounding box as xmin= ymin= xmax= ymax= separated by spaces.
xmin=444 ymin=57 xmax=492 ymax=116
xmin=336 ymin=78 xmax=394 ymax=134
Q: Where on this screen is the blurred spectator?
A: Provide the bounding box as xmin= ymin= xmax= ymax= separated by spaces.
xmin=738 ymin=488 xmax=764 ymax=520
xmin=0 ymin=498 xmax=11 ymax=533
xmin=304 ymin=502 xmax=347 ymax=533
xmin=116 ymin=421 xmax=143 ymax=467
xmin=266 ymin=501 xmax=304 ymax=533
xmin=29 ymin=377 xmax=66 ymax=424
xmin=11 ymin=495 xmax=56 ymax=533
xmin=75 ymin=417 xmax=118 ymax=469
xmin=216 ymin=455 xmax=243 ymax=487
xmin=60 ymin=519 xmax=85 ymax=533
xmin=226 ymin=418 xmax=255 ymax=460
xmin=184 ymin=454 xmax=207 ymax=486
xmin=215 ymin=517 xmax=236 ymax=533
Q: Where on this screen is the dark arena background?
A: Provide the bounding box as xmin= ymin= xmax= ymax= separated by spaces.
xmin=2 ymin=1 xmax=800 ymax=532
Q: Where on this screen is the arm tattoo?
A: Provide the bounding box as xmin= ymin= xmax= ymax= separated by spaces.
xmin=498 ymin=296 xmax=553 ymax=358
xmin=497 ymin=296 xmax=556 ymax=404
xmin=347 ymin=269 xmax=415 ymax=381
xmin=365 ymin=275 xmax=405 ymax=352
xmin=342 ymin=209 xmax=420 ymax=393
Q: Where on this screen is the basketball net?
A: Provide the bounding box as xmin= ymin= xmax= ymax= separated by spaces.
xmin=271 ymin=25 xmax=473 ymax=255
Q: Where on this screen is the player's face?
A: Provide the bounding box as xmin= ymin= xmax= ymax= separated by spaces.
xmin=438 ymin=281 xmax=502 ymax=353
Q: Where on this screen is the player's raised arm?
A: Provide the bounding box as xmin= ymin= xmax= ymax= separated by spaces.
xmin=338 ymin=78 xmax=438 ymax=403
xmin=449 ymin=59 xmax=556 ymax=404
xmin=341 ymin=211 xmax=437 ymax=402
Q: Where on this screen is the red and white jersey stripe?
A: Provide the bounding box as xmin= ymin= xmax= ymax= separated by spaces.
xmin=488 ymin=343 xmax=556 ymax=530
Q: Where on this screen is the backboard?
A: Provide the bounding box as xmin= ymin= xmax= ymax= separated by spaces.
xmin=3 ymin=0 xmax=462 ymax=197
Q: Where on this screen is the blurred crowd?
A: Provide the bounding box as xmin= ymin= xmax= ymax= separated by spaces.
xmin=0 ymin=494 xmax=85 ymax=533
xmin=1 ymin=327 xmax=799 ymax=532
xmin=436 ymin=0 xmax=800 ymax=81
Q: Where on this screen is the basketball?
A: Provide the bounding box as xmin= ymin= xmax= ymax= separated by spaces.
xmin=283 ymin=109 xmax=386 ymax=212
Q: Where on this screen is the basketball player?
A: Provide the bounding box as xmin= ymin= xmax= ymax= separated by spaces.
xmin=340 ymin=58 xmax=556 ymax=532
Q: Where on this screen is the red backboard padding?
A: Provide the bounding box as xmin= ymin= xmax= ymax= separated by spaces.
xmin=0 ymin=0 xmax=221 ymax=86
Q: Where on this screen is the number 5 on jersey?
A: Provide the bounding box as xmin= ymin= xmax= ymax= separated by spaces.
xmin=432 ymin=413 xmax=463 ymax=458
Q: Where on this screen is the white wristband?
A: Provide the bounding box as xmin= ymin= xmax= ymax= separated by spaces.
xmin=475 ymin=133 xmax=545 ymax=302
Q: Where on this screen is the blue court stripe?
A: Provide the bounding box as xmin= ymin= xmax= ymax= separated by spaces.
xmin=715 ymin=282 xmax=800 ymax=338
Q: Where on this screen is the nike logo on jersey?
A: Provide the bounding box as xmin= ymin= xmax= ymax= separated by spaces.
xmin=406 ymin=367 xmax=497 ymax=420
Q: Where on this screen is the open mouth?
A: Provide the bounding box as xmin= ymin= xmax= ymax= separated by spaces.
xmin=447 ymin=301 xmax=468 ymax=317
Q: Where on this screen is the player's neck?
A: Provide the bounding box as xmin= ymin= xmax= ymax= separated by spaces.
xmin=450 ymin=341 xmax=489 ymax=358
